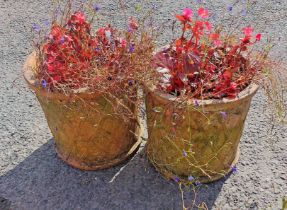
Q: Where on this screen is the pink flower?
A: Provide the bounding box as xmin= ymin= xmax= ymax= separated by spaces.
xmin=120 ymin=38 xmax=127 ymax=48
xmin=198 ymin=8 xmax=209 ymax=18
xmin=183 ymin=8 xmax=193 ymax=20
xmin=230 ymin=82 xmax=237 ymax=91
xmin=209 ymin=33 xmax=219 ymax=41
xmin=128 ymin=17 xmax=139 ymax=31
xmin=214 ymin=39 xmax=223 ymax=47
xmin=256 ymin=33 xmax=262 ymax=41
xmin=205 ymin=21 xmax=212 ymax=31
xmin=74 ymin=12 xmax=86 ymax=25
xmin=97 ymin=27 xmax=105 ymax=35
xmin=243 ymin=26 xmax=253 ymax=37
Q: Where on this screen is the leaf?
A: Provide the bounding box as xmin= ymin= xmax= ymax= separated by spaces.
xmin=223 ymin=70 xmax=233 ymax=81
xmin=175 ymin=39 xmax=182 ymax=47
xmin=135 ymin=4 xmax=142 ymax=12
xmin=175 ymin=15 xmax=186 ymax=22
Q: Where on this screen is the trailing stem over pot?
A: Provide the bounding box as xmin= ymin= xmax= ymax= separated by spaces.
xmin=145 ymin=6 xmax=287 ymax=185
xmin=29 ymin=0 xmax=155 ymax=121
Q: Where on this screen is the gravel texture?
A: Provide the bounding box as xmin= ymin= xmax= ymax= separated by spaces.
xmin=0 ymin=0 xmax=286 ymax=209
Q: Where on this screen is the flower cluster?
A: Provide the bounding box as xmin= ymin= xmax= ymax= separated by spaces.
xmin=35 ymin=9 xmax=152 ymax=93
xmin=41 ymin=12 xmax=95 ymax=88
xmin=154 ymin=7 xmax=263 ymax=99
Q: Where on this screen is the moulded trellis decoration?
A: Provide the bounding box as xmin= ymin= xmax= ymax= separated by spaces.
xmin=144 ymin=6 xmax=286 ymax=184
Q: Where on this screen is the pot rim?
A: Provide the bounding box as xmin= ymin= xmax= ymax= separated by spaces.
xmin=148 ymin=46 xmax=259 ymax=106
xmin=146 ymin=82 xmax=259 ymax=106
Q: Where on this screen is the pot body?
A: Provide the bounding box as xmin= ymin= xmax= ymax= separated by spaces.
xmin=146 ymin=84 xmax=258 ymax=183
xmin=24 ymin=54 xmax=141 ymax=170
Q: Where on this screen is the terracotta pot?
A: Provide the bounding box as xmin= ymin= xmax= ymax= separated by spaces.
xmin=23 ymin=53 xmax=142 ymax=170
xmin=145 ymin=83 xmax=259 ymax=183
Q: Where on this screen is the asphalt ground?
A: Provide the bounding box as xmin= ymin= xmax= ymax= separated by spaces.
xmin=0 ymin=0 xmax=286 ymax=209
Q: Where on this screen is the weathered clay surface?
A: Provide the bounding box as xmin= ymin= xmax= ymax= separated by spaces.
xmin=23 ymin=54 xmax=141 ymax=170
xmin=146 ymin=84 xmax=258 ymax=182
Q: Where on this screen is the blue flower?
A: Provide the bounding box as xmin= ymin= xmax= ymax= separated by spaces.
xmin=232 ymin=166 xmax=237 ymax=174
xmin=43 ymin=19 xmax=50 ymax=27
xmin=55 ymin=7 xmax=63 ymax=16
xmin=93 ymin=4 xmax=101 ymax=12
xmin=32 ymin=23 xmax=41 ymax=32
xmin=128 ymin=27 xmax=134 ymax=33
xmin=188 ymin=176 xmax=194 ymax=181
xmin=174 ymin=177 xmax=180 ymax=183
xmin=162 ymin=48 xmax=169 ymax=53
xmin=128 ymin=80 xmax=134 ymax=86
xmin=183 ymin=150 xmax=188 ymax=157
xmin=60 ymin=37 xmax=65 ymax=44
xmin=129 ymin=45 xmax=135 ymax=53
xmin=220 ymin=111 xmax=228 ymax=120
xmin=195 ymin=181 xmax=202 ymax=186
xmin=95 ymin=47 xmax=101 ymax=52
xmin=227 ymin=5 xmax=233 ymax=12
xmin=41 ymin=80 xmax=47 ymax=88
xmin=152 ymin=3 xmax=157 ymax=10
xmin=241 ymin=8 xmax=247 ymax=16
xmin=194 ymin=100 xmax=199 ymax=107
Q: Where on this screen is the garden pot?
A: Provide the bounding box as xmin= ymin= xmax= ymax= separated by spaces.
xmin=145 ymin=83 xmax=259 ymax=183
xmin=23 ymin=53 xmax=142 ymax=170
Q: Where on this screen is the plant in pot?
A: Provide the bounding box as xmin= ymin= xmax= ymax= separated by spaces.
xmin=23 ymin=1 xmax=154 ymax=170
xmin=145 ymin=7 xmax=286 ymax=183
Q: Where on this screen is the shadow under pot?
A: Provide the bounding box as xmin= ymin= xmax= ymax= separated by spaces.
xmin=145 ymin=81 xmax=258 ymax=183
xmin=23 ymin=53 xmax=142 ymax=170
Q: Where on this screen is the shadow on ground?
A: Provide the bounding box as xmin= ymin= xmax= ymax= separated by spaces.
xmin=0 ymin=139 xmax=229 ymax=210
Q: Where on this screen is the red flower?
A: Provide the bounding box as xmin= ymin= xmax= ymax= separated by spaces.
xmin=128 ymin=17 xmax=139 ymax=31
xmin=176 ymin=8 xmax=194 ymax=22
xmin=205 ymin=21 xmax=212 ymax=31
xmin=50 ymin=25 xmax=64 ymax=41
xmin=209 ymin=33 xmax=219 ymax=41
xmin=230 ymin=82 xmax=237 ymax=91
xmin=198 ymin=8 xmax=209 ymax=18
xmin=46 ymin=55 xmax=56 ymax=63
xmin=243 ymin=26 xmax=253 ymax=37
xmin=47 ymin=63 xmax=55 ymax=73
xmin=52 ymin=75 xmax=61 ymax=82
xmin=214 ymin=39 xmax=222 ymax=47
xmin=74 ymin=12 xmax=86 ymax=25
xmin=120 ymin=38 xmax=127 ymax=48
xmin=256 ymin=33 xmax=262 ymax=41
xmin=97 ymin=27 xmax=105 ymax=36
xmin=183 ymin=8 xmax=193 ymax=21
